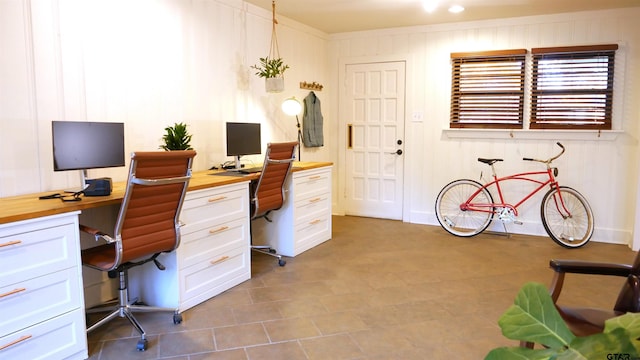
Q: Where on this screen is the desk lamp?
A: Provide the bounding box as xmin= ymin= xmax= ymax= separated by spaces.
xmin=281 ymin=96 xmax=303 ymax=160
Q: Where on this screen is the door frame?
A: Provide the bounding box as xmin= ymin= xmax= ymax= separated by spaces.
xmin=337 ymin=54 xmax=412 ymax=221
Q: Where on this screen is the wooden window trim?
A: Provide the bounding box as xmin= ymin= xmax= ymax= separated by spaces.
xmin=451 ymin=49 xmax=528 ymax=58
xmin=532 ymin=44 xmax=619 ymax=55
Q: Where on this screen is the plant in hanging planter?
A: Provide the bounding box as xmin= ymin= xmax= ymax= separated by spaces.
xmin=251 ymin=57 xmax=289 ymax=92
xmin=251 ymin=57 xmax=289 ymax=78
xmin=160 ymin=122 xmax=193 ymax=151
xmin=252 ymin=1 xmax=290 ymax=93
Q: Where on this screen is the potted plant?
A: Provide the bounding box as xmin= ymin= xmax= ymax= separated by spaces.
xmin=160 ymin=122 xmax=193 ymax=151
xmin=251 ymin=57 xmax=289 ymax=93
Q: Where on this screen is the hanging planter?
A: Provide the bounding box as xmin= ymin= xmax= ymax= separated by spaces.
xmin=265 ymin=77 xmax=285 ymax=93
xmin=252 ymin=57 xmax=288 ymax=92
xmin=250 ymin=1 xmax=290 ymax=93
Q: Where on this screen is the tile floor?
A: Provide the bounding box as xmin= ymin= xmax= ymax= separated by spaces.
xmin=86 ymin=215 xmax=634 ymax=359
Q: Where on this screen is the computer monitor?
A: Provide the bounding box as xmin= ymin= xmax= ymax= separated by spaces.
xmin=52 ymin=121 xmax=125 ymax=189
xmin=225 ymin=122 xmax=261 ymax=169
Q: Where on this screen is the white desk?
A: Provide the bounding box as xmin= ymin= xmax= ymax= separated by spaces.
xmin=0 ymin=162 xmax=332 ymax=359
xmin=253 ymin=165 xmax=333 ymax=256
xmin=0 ymin=212 xmax=86 ymax=360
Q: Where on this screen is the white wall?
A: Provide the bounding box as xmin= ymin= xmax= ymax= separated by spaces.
xmin=328 ymin=8 xmax=640 ymax=247
xmin=2 ymin=1 xmax=640 ymax=248
xmin=0 ymin=0 xmax=331 ymax=196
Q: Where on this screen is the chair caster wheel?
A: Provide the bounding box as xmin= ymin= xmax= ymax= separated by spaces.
xmin=278 ymin=259 xmax=286 ymax=266
xmin=137 ymin=339 xmax=148 ymax=351
xmin=173 ymin=313 xmax=183 ymax=324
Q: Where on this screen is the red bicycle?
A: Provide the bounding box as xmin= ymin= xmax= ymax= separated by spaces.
xmin=435 ymin=142 xmax=594 ymax=248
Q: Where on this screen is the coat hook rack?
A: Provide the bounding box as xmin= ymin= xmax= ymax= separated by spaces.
xmin=300 ymin=81 xmax=323 ymax=91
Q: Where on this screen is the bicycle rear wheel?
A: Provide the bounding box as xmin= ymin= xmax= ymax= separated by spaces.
xmin=435 ymin=179 xmax=494 ymax=237
xmin=540 ymin=186 xmax=594 ymax=248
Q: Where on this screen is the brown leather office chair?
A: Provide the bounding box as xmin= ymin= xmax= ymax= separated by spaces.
xmin=522 ymin=250 xmax=640 ymax=348
xmin=81 ymin=150 xmax=196 ymax=351
xmin=250 ymin=141 xmax=298 ymax=267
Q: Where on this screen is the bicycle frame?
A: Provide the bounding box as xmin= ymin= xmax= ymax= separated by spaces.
xmin=462 ymin=169 xmax=557 ymax=217
xmin=462 ymin=154 xmax=573 ymax=220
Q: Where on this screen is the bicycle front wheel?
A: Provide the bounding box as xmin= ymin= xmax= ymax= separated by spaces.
xmin=435 ymin=179 xmax=494 ymax=237
xmin=540 ymin=186 xmax=594 ymax=248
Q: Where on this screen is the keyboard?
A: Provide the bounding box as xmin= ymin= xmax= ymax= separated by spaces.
xmin=239 ymin=167 xmax=262 ymax=174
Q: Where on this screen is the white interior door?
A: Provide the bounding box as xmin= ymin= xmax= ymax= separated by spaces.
xmin=344 ymin=61 xmax=406 ymax=220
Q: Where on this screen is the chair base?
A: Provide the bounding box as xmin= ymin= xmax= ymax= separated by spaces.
xmin=87 ymin=298 xmax=182 ymax=351
xmin=85 ymin=267 xmax=182 ymax=351
xmin=251 ymin=245 xmax=286 ymax=266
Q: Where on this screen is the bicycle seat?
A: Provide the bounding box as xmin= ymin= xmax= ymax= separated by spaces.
xmin=477 ymin=158 xmax=503 ymax=165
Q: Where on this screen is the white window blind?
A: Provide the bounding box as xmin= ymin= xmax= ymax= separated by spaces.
xmin=450 ymin=49 xmax=526 ymax=129
xmin=530 ymin=44 xmax=617 ymax=130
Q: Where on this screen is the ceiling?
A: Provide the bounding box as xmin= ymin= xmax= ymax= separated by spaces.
xmin=245 ymin=0 xmax=640 ymax=34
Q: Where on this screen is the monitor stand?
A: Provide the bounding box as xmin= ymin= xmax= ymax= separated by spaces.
xmin=227 ymin=155 xmax=242 ymax=171
xmin=64 ymin=169 xmax=90 ymax=193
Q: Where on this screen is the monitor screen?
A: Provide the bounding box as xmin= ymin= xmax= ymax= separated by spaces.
xmin=226 ymin=122 xmax=262 ymax=157
xmin=52 ymin=121 xmax=125 ymax=172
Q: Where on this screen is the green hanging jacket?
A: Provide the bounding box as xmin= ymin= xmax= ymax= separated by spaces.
xmin=303 ymin=91 xmax=324 ymax=147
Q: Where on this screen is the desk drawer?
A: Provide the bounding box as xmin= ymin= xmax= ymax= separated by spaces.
xmin=0 ymin=268 xmax=81 ymax=338
xmin=294 ymin=213 xmax=331 ymax=254
xmin=0 ymin=220 xmax=78 ymax=286
xmin=181 ymin=185 xmax=248 ymax=232
xmin=294 ymin=194 xmax=330 ymax=223
xmin=179 ymin=218 xmax=248 ymax=269
xmin=293 ymin=168 xmax=331 ymax=201
xmin=180 ymin=245 xmax=250 ymax=306
xmin=0 ymin=308 xmax=86 ymax=360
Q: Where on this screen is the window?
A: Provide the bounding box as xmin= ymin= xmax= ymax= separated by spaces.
xmin=450 ymin=49 xmax=526 ymax=129
xmin=449 ymin=44 xmax=619 ymax=131
xmin=530 ymin=45 xmax=618 ymax=130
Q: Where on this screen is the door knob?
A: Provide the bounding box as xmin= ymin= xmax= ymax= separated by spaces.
xmin=389 ymin=149 xmax=403 ymax=155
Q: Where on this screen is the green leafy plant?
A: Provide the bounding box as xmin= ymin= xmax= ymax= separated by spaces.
xmin=250 ymin=57 xmax=289 ymax=78
xmin=486 ymin=282 xmax=640 ymax=359
xmin=160 ymin=122 xmax=193 ymax=151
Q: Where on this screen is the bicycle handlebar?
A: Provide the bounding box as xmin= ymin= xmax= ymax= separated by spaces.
xmin=522 ymin=142 xmax=565 ymax=164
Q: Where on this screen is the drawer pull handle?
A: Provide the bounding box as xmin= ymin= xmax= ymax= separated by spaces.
xmin=209 ymin=226 xmax=229 ymax=234
xmin=208 ymin=196 xmax=227 ymax=203
xmin=309 ymin=176 xmax=322 ymax=180
xmin=0 ymin=335 xmax=32 ymax=351
xmin=309 ymin=197 xmax=322 ymax=203
xmin=210 ymin=256 xmax=230 ymax=265
xmin=0 ymin=240 xmax=22 ymax=248
xmin=0 ymin=288 xmax=26 ymax=299
xmin=310 ymin=219 xmax=322 ymax=225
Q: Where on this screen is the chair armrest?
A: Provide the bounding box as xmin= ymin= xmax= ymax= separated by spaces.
xmin=548 ymin=259 xmax=632 ymax=303
xmin=550 ymin=259 xmax=632 ymax=277
xmin=79 ymin=224 xmax=115 ymax=243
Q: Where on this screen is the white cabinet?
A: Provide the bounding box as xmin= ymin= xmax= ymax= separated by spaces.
xmin=257 ymin=166 xmax=332 ymax=257
xmin=0 ymin=213 xmax=87 ymax=360
xmin=131 ymin=182 xmax=251 ymax=312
